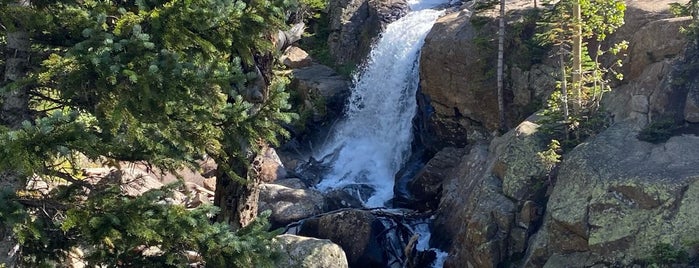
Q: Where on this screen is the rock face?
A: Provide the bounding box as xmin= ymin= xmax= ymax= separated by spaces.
xmin=275 ymin=234 xmax=349 ymax=268
xmin=419 ymin=1 xmax=556 ymax=150
xmin=297 ymin=209 xmax=386 ymax=267
xmin=603 ymin=15 xmax=690 ymax=126
xmin=523 ymin=123 xmax=699 ymax=266
xmin=426 ymin=1 xmax=697 ymax=267
xmin=291 ymin=63 xmax=350 ymax=125
xmin=434 ymin=116 xmax=549 ymax=268
xmin=327 ymin=0 xmax=408 ymax=66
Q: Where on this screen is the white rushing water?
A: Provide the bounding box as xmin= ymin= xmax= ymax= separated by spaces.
xmin=314 ymin=5 xmax=446 ymax=208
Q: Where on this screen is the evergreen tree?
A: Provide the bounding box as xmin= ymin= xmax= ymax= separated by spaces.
xmin=536 ymin=0 xmax=626 ymax=145
xmin=0 ymin=0 xmax=296 ymax=265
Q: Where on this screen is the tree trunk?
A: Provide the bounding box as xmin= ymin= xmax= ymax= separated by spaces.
xmin=2 ymin=2 xmax=31 ymax=129
xmin=213 ymin=147 xmax=266 ymax=230
xmin=497 ymin=0 xmax=506 ymax=131
xmin=559 ymin=50 xmax=570 ymax=124
xmin=1 ymin=1 xmax=32 ymax=266
xmin=572 ymin=0 xmax=582 ymax=114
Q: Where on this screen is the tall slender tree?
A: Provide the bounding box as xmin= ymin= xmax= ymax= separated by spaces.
xmin=497 ymin=0 xmax=506 ymax=131
xmin=572 ymin=0 xmax=582 ymax=113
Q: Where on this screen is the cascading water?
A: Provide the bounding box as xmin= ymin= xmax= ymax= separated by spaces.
xmin=314 ymin=2 xmax=447 ymax=208
xmin=303 ymin=2 xmax=451 ymax=267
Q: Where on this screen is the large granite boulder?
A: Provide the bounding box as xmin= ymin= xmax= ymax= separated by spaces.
xmin=297 ymin=209 xmax=386 ymax=267
xmin=275 ymin=234 xmax=349 ymax=268
xmin=523 ymin=123 xmax=699 ymax=266
xmin=327 ymin=0 xmax=408 ymax=66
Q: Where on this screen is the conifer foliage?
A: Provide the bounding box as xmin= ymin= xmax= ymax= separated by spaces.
xmin=1 ymin=0 xmax=295 ymax=266
xmin=536 ymin=0 xmax=626 ymax=146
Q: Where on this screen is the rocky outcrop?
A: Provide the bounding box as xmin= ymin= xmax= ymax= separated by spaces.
xmin=523 ymin=123 xmax=699 ymax=266
xmin=297 ymin=209 xmax=386 ymax=267
xmin=327 ymin=0 xmax=408 ymax=66
xmin=275 ymin=234 xmax=349 ymax=268
xmin=429 ymin=2 xmax=697 ymax=267
xmin=419 ymin=1 xmax=556 ymax=151
xmin=602 ymin=14 xmax=690 ymax=126
xmin=434 ymin=116 xmax=549 ymax=268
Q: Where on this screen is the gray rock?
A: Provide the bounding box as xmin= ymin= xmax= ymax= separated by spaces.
xmin=685 ymin=82 xmax=699 ymax=123
xmin=259 ymin=183 xmax=326 ymax=227
xmin=523 ymin=123 xmax=699 ymax=266
xmin=298 ymin=209 xmax=385 ymax=267
xmin=435 ymin=115 xmax=551 ymax=267
xmin=275 ymin=234 xmax=349 ymax=268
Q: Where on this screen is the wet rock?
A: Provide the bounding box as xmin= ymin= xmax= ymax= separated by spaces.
xmin=298 ymin=209 xmax=386 ymax=267
xmin=406 ymin=147 xmax=466 ymax=211
xmin=327 ymin=0 xmax=409 ymax=66
xmin=324 ymin=189 xmax=365 ymax=210
xmin=275 ymin=234 xmax=349 ymax=268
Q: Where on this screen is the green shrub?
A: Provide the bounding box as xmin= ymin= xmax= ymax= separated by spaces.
xmin=647 ymin=243 xmax=689 ymax=265
xmin=637 ymin=118 xmax=680 ymax=144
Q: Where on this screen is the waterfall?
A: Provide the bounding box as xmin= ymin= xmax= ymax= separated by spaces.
xmin=314 ymin=4 xmax=446 ymax=208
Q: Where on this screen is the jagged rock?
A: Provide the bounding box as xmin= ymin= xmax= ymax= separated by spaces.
xmin=275 ymin=234 xmax=349 ymax=268
xmin=434 ymin=115 xmax=550 ymax=268
xmin=406 ymin=147 xmax=466 ymax=211
xmin=298 ymin=209 xmax=385 ymax=267
xmin=110 ymin=169 xmax=164 ymax=197
xmin=258 ymin=183 xmax=326 ymax=227
xmin=523 ymin=123 xmax=699 ymax=266
xmin=327 ymin=0 xmax=408 ymax=66
xmin=281 ymin=46 xmax=313 ymax=69
xmin=491 ymin=118 xmax=549 ymax=201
